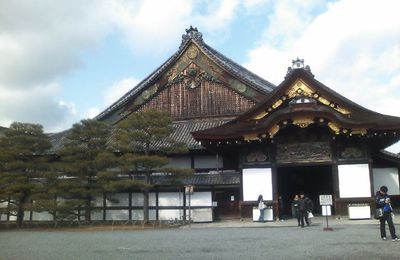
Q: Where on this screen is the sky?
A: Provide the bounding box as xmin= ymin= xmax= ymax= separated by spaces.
xmin=1 ymin=0 xmax=400 ymax=150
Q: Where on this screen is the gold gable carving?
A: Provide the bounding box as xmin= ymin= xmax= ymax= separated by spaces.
xmin=286 ymin=80 xmax=315 ymax=98
xmin=292 ymin=117 xmax=314 ymax=128
xmin=252 ymin=79 xmax=351 ymax=120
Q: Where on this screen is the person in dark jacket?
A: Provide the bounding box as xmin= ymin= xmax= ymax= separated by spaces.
xmin=299 ymin=192 xmax=313 ymax=227
xmin=376 ymin=186 xmax=398 ymax=241
xmin=291 ymin=195 xmax=301 ymax=226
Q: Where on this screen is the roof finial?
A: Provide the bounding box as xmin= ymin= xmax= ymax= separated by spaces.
xmin=285 ymin=58 xmax=314 ymax=78
xmin=292 ymin=57 xmax=304 ymax=69
xmin=181 ymin=26 xmax=203 ymax=48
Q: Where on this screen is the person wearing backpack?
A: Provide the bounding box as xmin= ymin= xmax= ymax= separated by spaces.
xmin=376 ymin=186 xmax=399 ymax=241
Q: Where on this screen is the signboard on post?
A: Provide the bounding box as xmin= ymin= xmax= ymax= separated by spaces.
xmin=319 ymin=194 xmax=333 ymax=231
xmin=185 ymin=185 xmax=194 ymax=227
xmin=185 ymin=185 xmax=194 ymax=195
xmin=319 ymin=195 xmax=333 ymax=205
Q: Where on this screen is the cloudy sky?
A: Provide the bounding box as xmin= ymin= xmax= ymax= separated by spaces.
xmin=1 ymin=1 xmax=400 ymax=144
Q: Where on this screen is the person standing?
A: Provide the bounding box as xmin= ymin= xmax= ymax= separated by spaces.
xmin=376 ymin=186 xmax=399 ymax=241
xmin=299 ymin=192 xmax=313 ymax=227
xmin=257 ymin=194 xmax=266 ymax=222
xmin=291 ymin=195 xmax=301 ymax=226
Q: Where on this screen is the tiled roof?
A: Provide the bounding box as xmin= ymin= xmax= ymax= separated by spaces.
xmin=48 ymin=118 xmax=232 ymax=153
xmin=152 ymin=171 xmax=241 ymax=186
xmin=95 ymin=27 xmax=275 ymax=121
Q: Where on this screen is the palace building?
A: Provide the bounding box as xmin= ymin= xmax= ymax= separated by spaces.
xmin=9 ymin=27 xmax=400 ymax=223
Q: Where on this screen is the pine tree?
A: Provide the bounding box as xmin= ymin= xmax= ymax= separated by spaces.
xmin=56 ymin=119 xmax=116 ymax=223
xmin=113 ymin=109 xmax=193 ymax=224
xmin=0 ymin=122 xmax=52 ymax=227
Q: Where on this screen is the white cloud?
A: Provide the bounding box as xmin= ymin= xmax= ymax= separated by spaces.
xmin=0 ymin=83 xmax=77 ymax=132
xmin=83 ymin=77 xmax=140 ymax=119
xmin=104 ymin=78 xmax=140 ymax=106
xmin=245 ymin=0 xmax=400 ymax=119
xmin=0 ymin=0 xmax=244 ymax=133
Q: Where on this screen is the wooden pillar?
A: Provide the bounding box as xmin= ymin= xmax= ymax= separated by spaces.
xmin=155 ymin=188 xmax=159 ymax=222
xmin=103 ymin=193 xmax=106 ymax=221
xmin=128 ymin=191 xmax=132 ymax=221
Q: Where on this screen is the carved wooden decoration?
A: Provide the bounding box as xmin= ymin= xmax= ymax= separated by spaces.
xmin=138 ymin=79 xmax=256 ymax=119
xmin=338 ymin=145 xmax=366 ymax=160
xmin=242 ymin=150 xmax=270 ymax=165
xmin=276 ymin=142 xmax=332 ymax=163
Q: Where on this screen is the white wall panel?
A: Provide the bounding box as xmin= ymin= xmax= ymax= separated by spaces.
xmin=91 ymin=210 xmax=103 ymax=221
xmin=131 ymin=209 xmax=156 ymax=221
xmin=23 ymin=211 xmax=30 ymax=221
xmin=348 ymin=205 xmax=371 ymax=219
xmin=185 ymin=192 xmax=212 ymax=206
xmin=132 ymin=193 xmax=144 ymax=206
xmin=194 ymin=155 xmax=223 ymax=169
xmin=92 ymin=195 xmax=104 ymax=207
xmin=338 ymin=164 xmax=371 ymax=198
xmin=243 ymin=168 xmax=273 ymax=201
xmin=186 ymin=208 xmax=213 ymax=222
xmin=106 ymin=193 xmax=129 ymax=207
xmin=373 ymin=168 xmax=400 ymax=195
xmin=158 ymin=209 xmax=183 ymax=220
xmin=32 ymin=211 xmax=53 ymax=221
xmin=105 ymin=210 xmax=129 ymax=220
xmin=158 ymin=192 xmax=183 ymax=207
xmin=165 ymin=157 xmax=191 ymax=169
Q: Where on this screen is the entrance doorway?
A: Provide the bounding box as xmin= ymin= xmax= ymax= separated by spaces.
xmin=277 ymin=165 xmax=333 ymax=216
xmin=213 ymin=188 xmax=240 ymax=220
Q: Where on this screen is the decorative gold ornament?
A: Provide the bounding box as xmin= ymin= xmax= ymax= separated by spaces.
xmin=328 ymin=122 xmax=340 ymax=134
xmin=253 ymin=111 xmax=268 ymax=120
xmin=351 ymin=128 xmax=367 ymax=135
xmin=293 ymin=117 xmax=314 ymax=128
xmin=286 ymin=80 xmax=315 ymax=98
xmin=243 ymin=133 xmax=259 ymax=141
xmin=272 ymin=99 xmax=283 ymax=109
xmin=268 ymin=125 xmax=280 ymax=138
xmin=186 ymin=45 xmax=199 ymax=60
xmin=237 ymin=84 xmax=247 ymax=93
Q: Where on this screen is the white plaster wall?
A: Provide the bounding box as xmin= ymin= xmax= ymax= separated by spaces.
xmin=158 ymin=209 xmax=184 ymax=221
xmin=186 ymin=208 xmax=213 ymax=222
xmin=131 ymin=209 xmax=156 ymax=221
xmin=106 ymin=193 xmax=129 ymax=207
xmin=185 ymin=192 xmax=212 ymax=206
xmin=105 ymin=210 xmax=129 ymax=220
xmin=338 ymin=164 xmax=371 ymax=198
xmin=32 ymin=211 xmax=53 ymax=221
xmin=194 ymin=155 xmax=223 ymax=169
xmin=92 ymin=195 xmax=104 ymax=207
xmin=158 ymin=192 xmax=183 ymax=207
xmin=164 ymin=156 xmax=191 ymax=169
xmin=132 ymin=193 xmax=144 ymax=206
xmin=243 ymin=168 xmax=273 ymax=201
xmin=90 ymin=210 xmax=103 ymax=221
xmin=373 ymin=168 xmax=400 ymax=195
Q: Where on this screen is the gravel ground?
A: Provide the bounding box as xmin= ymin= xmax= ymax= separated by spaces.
xmin=0 ymin=222 xmax=399 ymax=260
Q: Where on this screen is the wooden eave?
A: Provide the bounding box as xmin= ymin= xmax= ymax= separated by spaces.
xmin=192 ymin=68 xmax=400 ymax=141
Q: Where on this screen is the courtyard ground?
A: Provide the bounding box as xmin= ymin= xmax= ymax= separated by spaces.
xmin=0 ymin=217 xmax=399 ymax=260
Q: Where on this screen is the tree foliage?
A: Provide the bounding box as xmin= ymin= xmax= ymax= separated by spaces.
xmin=56 ymin=119 xmax=117 ymax=222
xmin=113 ymin=109 xmax=193 ymax=223
xmin=0 ymin=122 xmax=52 ymax=227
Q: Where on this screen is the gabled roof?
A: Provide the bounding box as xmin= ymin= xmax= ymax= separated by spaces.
xmin=192 ymin=62 xmax=400 ymax=141
xmin=95 ymin=27 xmax=275 ymax=122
